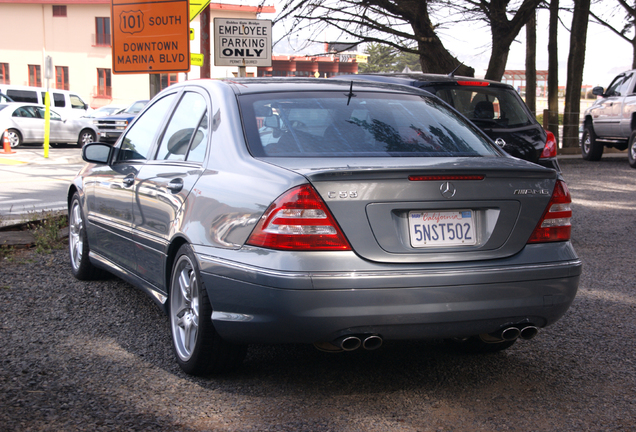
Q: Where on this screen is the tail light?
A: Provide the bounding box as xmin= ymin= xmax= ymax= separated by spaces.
xmin=527 ymin=180 xmax=572 ymax=243
xmin=246 ymin=184 xmax=351 ymax=251
xmin=540 ymin=131 xmax=557 ymax=159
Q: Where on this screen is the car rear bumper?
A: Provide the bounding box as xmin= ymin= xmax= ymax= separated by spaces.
xmin=195 ymin=244 xmax=582 ymax=345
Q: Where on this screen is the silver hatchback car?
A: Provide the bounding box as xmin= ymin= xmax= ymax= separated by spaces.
xmin=68 ymin=78 xmax=581 ymax=375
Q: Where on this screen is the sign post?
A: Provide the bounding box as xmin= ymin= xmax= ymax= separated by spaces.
xmin=213 ymin=18 xmax=272 ymax=71
xmin=111 ymin=0 xmax=190 ymax=74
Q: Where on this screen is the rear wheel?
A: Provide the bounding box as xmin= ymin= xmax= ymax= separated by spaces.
xmin=6 ymin=129 xmax=22 ymax=148
xmin=78 ymin=129 xmax=96 ymax=147
xmin=628 ymin=131 xmax=636 ymax=168
xmin=581 ymin=124 xmax=604 ymax=161
xmin=169 ymin=244 xmax=247 ymax=375
xmin=447 ymin=335 xmax=516 ymax=354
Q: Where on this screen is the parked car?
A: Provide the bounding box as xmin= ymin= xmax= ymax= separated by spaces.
xmin=582 ymin=69 xmax=636 ymax=168
xmin=336 ymin=73 xmax=560 ymax=171
xmin=92 ymin=99 xmax=148 ymax=143
xmin=0 ymin=84 xmax=91 ymax=118
xmin=0 ymin=102 xmax=97 ymax=147
xmin=81 ymin=104 xmax=125 ymax=119
xmin=69 ymin=78 xmax=581 ymax=375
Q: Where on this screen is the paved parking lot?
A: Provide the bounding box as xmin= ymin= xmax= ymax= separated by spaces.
xmin=1 ymin=156 xmax=635 ymax=431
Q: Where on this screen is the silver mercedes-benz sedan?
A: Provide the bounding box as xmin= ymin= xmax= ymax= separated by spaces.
xmin=68 ymin=78 xmax=581 ymax=375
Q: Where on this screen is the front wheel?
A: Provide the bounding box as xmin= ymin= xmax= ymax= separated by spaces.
xmin=628 ymin=131 xmax=636 ymax=168
xmin=581 ymin=124 xmax=604 ymax=161
xmin=68 ymin=192 xmax=105 ymax=280
xmin=78 ymin=129 xmax=96 ymax=147
xmin=169 ymin=244 xmax=246 ymax=375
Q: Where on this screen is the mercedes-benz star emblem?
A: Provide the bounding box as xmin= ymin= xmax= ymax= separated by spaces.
xmin=440 ymin=181 xmax=456 ymax=199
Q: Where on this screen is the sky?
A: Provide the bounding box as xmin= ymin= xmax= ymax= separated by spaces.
xmin=253 ymin=1 xmax=633 ymax=88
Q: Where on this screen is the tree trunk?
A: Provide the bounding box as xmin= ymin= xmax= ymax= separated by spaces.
xmin=547 ymin=0 xmax=560 ymax=146
xmin=408 ymin=1 xmax=475 ymax=77
xmin=526 ymin=12 xmax=537 ymax=116
xmin=563 ymin=0 xmax=591 ymax=148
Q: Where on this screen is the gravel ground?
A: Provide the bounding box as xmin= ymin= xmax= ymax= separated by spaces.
xmin=1 ymin=157 xmax=635 ymax=432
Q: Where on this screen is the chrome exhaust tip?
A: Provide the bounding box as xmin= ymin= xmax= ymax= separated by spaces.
xmin=335 ymin=335 xmax=362 ymax=351
xmin=519 ymin=326 xmax=539 ymax=340
xmin=500 ymin=326 xmax=521 ymax=341
xmin=362 ymin=335 xmax=383 ymax=350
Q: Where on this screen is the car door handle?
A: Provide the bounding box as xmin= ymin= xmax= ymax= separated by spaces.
xmin=122 ymin=174 xmax=135 ymax=187
xmin=167 ymin=178 xmax=184 ymax=193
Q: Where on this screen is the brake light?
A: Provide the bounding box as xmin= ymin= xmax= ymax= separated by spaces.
xmin=457 ymin=81 xmax=490 ymax=87
xmin=527 ymin=180 xmax=572 ymax=243
xmin=540 ymin=131 xmax=557 ymax=159
xmin=246 ymin=184 xmax=351 ymax=251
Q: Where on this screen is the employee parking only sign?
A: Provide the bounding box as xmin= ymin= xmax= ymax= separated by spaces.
xmin=213 ymin=18 xmax=272 ymax=67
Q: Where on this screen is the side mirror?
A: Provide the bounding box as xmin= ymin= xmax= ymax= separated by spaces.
xmin=82 ymin=142 xmax=112 ymax=164
xmin=592 ymin=86 xmax=605 ymax=97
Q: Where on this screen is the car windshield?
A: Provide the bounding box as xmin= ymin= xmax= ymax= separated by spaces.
xmin=434 ymin=86 xmax=533 ymax=129
xmin=241 ymin=91 xmax=500 ymax=158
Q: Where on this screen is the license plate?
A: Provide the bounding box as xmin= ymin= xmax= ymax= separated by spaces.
xmin=408 ymin=210 xmax=476 ymax=247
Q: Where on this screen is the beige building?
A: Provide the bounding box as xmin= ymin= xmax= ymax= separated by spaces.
xmin=0 ymin=0 xmax=274 ymax=108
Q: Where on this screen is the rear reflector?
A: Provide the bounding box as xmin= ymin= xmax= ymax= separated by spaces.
xmin=457 ymin=81 xmax=490 ymax=87
xmin=246 ymin=184 xmax=351 ymax=251
xmin=540 ymin=131 xmax=557 ymax=159
xmin=527 ymin=180 xmax=572 ymax=243
xmin=409 ymin=175 xmax=485 ymax=181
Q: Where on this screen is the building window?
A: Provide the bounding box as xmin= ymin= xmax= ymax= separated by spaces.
xmin=55 ymin=66 xmax=69 ymax=90
xmin=95 ymin=17 xmax=111 ymax=47
xmin=160 ymin=73 xmax=178 ymax=90
xmin=52 ymin=5 xmax=67 ymax=17
xmin=28 ymin=65 xmax=41 ymax=87
xmin=0 ymin=63 xmax=9 ymax=84
xmin=97 ymin=68 xmax=112 ymax=97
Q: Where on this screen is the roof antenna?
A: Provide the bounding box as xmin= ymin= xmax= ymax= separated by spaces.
xmin=448 ymin=63 xmax=463 ymax=78
xmin=345 ymin=81 xmax=356 ymax=105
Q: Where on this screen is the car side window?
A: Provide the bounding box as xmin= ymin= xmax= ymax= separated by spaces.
xmin=70 ymin=95 xmax=85 ymax=109
xmin=155 ymin=92 xmax=208 ymax=162
xmin=119 ymin=93 xmax=176 ymax=162
xmin=606 ymin=74 xmax=631 ymax=96
xmin=53 ymin=93 xmax=65 ymax=108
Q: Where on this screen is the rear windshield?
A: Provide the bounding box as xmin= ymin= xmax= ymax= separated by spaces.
xmin=240 ymin=91 xmax=500 ymax=158
xmin=433 ymin=86 xmax=533 ymax=129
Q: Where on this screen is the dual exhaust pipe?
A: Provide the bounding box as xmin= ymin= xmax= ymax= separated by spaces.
xmin=334 ymin=334 xmax=383 ymax=351
xmin=490 ymin=324 xmax=539 ymax=342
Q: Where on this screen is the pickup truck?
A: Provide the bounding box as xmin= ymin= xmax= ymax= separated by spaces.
xmin=92 ymin=99 xmax=148 ymax=144
xmin=582 ymin=69 xmax=636 ymax=167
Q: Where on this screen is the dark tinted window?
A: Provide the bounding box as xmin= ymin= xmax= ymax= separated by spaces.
xmin=241 ymin=91 xmax=499 ymax=158
xmin=6 ymin=90 xmax=38 ymax=103
xmin=119 ymin=93 xmax=176 ymax=161
xmin=53 ymin=93 xmax=65 ymax=107
xmin=434 ymin=86 xmax=533 ymax=129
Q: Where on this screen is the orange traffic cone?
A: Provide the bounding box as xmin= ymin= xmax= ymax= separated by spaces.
xmin=1 ymin=130 xmax=15 ymax=154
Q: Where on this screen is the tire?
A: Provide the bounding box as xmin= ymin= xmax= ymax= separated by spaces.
xmin=581 ymin=124 xmax=604 ymax=161
xmin=446 ymin=335 xmax=516 ymax=354
xmin=78 ymin=129 xmax=96 ymax=147
xmin=68 ymin=192 xmax=105 ymax=280
xmin=169 ymin=244 xmax=247 ymax=376
xmin=629 ymin=131 xmax=636 ymax=169
xmin=6 ymin=129 xmax=22 ymax=148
